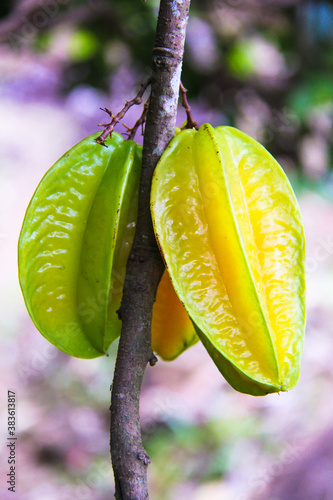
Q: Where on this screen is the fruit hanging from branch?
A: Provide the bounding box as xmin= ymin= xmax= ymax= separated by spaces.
xmin=18 ymin=86 xmax=306 ymax=396
xmin=151 ymin=124 xmax=306 ymax=395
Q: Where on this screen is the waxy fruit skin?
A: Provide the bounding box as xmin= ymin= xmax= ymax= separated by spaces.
xmin=152 ymin=269 xmax=198 ymax=360
xmin=151 ymin=124 xmax=306 ymax=396
xmin=18 ymin=132 xmax=141 ymax=358
xmin=18 ymin=132 xmax=196 ymax=361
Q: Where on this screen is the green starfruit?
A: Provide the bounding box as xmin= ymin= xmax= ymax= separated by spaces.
xmin=18 ymin=132 xmax=141 ymax=358
xmin=18 ymin=131 xmax=197 ymax=361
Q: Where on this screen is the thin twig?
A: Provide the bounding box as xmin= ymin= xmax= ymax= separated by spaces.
xmin=96 ymin=78 xmax=152 ymax=146
xmin=180 ymin=81 xmax=199 ymax=130
xmin=125 ymin=98 xmax=150 ymax=141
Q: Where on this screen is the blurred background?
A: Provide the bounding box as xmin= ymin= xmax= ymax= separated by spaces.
xmin=0 ymin=0 xmax=333 ymax=498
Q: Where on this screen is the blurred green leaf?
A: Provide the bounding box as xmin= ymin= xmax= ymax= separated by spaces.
xmin=68 ymin=29 xmax=99 ymax=62
xmin=288 ymin=74 xmax=333 ymax=120
xmin=227 ymin=40 xmax=256 ymax=78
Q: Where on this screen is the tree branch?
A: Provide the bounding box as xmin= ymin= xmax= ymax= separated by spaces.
xmin=110 ymin=1 xmax=191 ymax=499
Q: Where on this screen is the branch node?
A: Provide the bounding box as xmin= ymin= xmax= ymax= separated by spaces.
xmin=137 ymin=451 xmax=151 ymax=466
xmin=149 ymin=354 xmax=158 ymax=367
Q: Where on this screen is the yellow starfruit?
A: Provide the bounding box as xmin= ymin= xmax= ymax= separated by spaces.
xmin=151 ymin=269 xmax=198 ymax=360
xmin=151 ymin=124 xmax=306 ymax=396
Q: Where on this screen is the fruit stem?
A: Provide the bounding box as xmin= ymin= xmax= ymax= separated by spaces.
xmin=126 ymin=97 xmax=150 ymax=141
xmin=96 ymin=78 xmax=152 ymax=146
xmin=180 ymin=81 xmax=199 ymax=130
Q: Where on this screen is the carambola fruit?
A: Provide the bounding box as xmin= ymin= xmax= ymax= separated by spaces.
xmin=151 ymin=124 xmax=306 ymax=395
xmin=18 ymin=131 xmax=196 ymax=361
xmin=18 ymin=132 xmax=142 ymax=358
xmin=152 ymin=269 xmax=198 ymax=360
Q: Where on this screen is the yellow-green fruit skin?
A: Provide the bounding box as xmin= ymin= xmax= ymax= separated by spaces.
xmin=18 ymin=132 xmax=141 ymax=359
xmin=151 ymin=269 xmax=198 ymax=360
xmin=151 ymin=124 xmax=306 ymax=396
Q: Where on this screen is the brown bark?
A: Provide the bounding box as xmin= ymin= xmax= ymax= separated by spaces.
xmin=110 ymin=1 xmax=191 ymax=499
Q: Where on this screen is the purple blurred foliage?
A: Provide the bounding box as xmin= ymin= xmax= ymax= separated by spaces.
xmin=0 ymin=1 xmax=333 ymax=498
